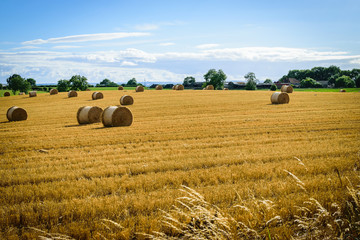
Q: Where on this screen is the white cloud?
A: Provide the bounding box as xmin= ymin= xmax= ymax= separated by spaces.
xmin=52 ymin=45 xmax=82 ymax=49
xmin=22 ymin=32 xmax=151 ymax=45
xmin=350 ymin=58 xmax=360 ymax=65
xmin=159 ymin=42 xmax=175 ymax=46
xmin=135 ymin=24 xmax=159 ymax=31
xmin=12 ymin=46 xmax=40 ymax=50
xmin=121 ymin=61 xmax=137 ymax=66
xmin=196 ymin=44 xmax=220 ymax=49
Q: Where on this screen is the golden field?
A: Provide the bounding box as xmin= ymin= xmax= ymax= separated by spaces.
xmin=0 ymin=90 xmax=359 ymax=239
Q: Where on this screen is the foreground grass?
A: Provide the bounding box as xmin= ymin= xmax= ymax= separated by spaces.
xmin=0 ymin=90 xmax=359 ymax=239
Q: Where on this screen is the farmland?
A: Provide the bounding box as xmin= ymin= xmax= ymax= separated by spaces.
xmin=0 ymin=90 xmax=359 ymax=239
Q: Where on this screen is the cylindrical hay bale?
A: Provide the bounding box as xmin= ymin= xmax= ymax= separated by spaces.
xmin=4 ymin=92 xmax=10 ymax=96
xmin=135 ymin=86 xmax=144 ymax=92
xmin=206 ymin=85 xmax=214 ymax=90
xmin=155 ymin=85 xmax=163 ymax=90
xmin=76 ymin=106 xmax=103 ymax=124
xmin=50 ymin=89 xmax=58 ymax=95
xmin=102 ymin=106 xmax=133 ymax=127
xmin=19 ymin=92 xmax=24 ymax=95
xmin=172 ymin=85 xmax=177 ymax=90
xmin=29 ymin=91 xmax=37 ymax=97
xmin=340 ymin=89 xmax=346 ymax=92
xmin=7 ymin=106 xmax=27 ymax=121
xmin=281 ymin=85 xmax=293 ymax=93
xmin=92 ymin=92 xmax=104 ymax=100
xmin=223 ymin=88 xmax=229 ymax=90
xmin=176 ymin=84 xmax=184 ymax=90
xmin=120 ymin=95 xmax=134 ymax=105
xmin=271 ymin=92 xmax=290 ymax=104
xmin=68 ymin=90 xmax=78 ymax=98
xmin=85 ymin=89 xmax=91 ymax=91
xmin=118 ymin=86 xmax=124 ymax=90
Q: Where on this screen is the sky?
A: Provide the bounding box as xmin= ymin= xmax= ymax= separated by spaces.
xmin=1 ymin=0 xmax=360 ymax=85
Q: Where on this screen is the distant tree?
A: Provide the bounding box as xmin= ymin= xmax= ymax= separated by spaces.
xmin=335 ymin=75 xmax=355 ymax=88
xmin=6 ymin=74 xmax=31 ymax=94
xmin=278 ymin=75 xmax=288 ymax=83
xmin=264 ymin=79 xmax=272 ymax=84
xmin=126 ymin=78 xmax=137 ymax=87
xmin=96 ymin=78 xmax=118 ymax=87
xmin=300 ymin=77 xmax=322 ymax=88
xmin=26 ymin=78 xmax=36 ymax=87
xmin=203 ymin=69 xmax=227 ymax=89
xmin=244 ymin=72 xmax=257 ymax=90
xmin=0 ymin=83 xmax=2 ymax=89
xmin=69 ymin=75 xmax=88 ymax=91
xmin=183 ymin=76 xmax=195 ymax=87
xmin=57 ymin=79 xmax=70 ymax=92
xmin=270 ymin=84 xmax=277 ymax=91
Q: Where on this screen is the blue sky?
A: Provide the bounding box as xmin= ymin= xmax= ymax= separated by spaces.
xmin=1 ymin=0 xmax=360 ymax=84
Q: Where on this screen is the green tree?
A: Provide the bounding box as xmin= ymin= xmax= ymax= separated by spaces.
xmin=244 ymin=72 xmax=257 ymax=90
xmin=6 ymin=74 xmax=31 ymax=94
xmin=203 ymin=69 xmax=227 ymax=89
xmin=270 ymin=84 xmax=277 ymax=91
xmin=26 ymin=78 xmax=36 ymax=87
xmin=97 ymin=78 xmax=118 ymax=87
xmin=335 ymin=75 xmax=355 ymax=88
xmin=126 ymin=78 xmax=137 ymax=87
xmin=57 ymin=80 xmax=70 ymax=92
xmin=69 ymin=75 xmax=88 ymax=91
xmin=183 ymin=76 xmax=195 ymax=87
xmin=264 ymin=79 xmax=272 ymax=84
xmin=300 ymin=77 xmax=322 ymax=88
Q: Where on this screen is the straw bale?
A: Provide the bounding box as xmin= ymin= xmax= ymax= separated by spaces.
xmin=49 ymin=89 xmax=58 ymax=95
xmin=176 ymin=84 xmax=184 ymax=90
xmin=29 ymin=91 xmax=37 ymax=97
xmin=223 ymin=88 xmax=229 ymax=90
xmin=120 ymin=95 xmax=134 ymax=105
xmin=118 ymin=86 xmax=124 ymax=90
xmin=102 ymin=106 xmax=133 ymax=127
xmin=68 ymin=90 xmax=78 ymax=98
xmin=271 ymin=92 xmax=290 ymax=104
xmin=155 ymin=85 xmax=163 ymax=90
xmin=206 ymin=85 xmax=214 ymax=90
xmin=77 ymin=106 xmax=103 ymax=124
xmin=281 ymin=85 xmax=293 ymax=93
xmin=340 ymin=89 xmax=346 ymax=92
xmin=4 ymin=92 xmax=10 ymax=96
xmin=92 ymin=92 xmax=104 ymax=100
xmin=7 ymin=106 xmax=27 ymax=121
xmin=135 ymin=86 xmax=144 ymax=92
xmin=172 ymin=85 xmax=177 ymax=90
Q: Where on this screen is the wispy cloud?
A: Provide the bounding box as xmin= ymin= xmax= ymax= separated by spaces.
xmin=196 ymin=44 xmax=220 ymax=49
xmin=159 ymin=42 xmax=175 ymax=46
xmin=52 ymin=45 xmax=82 ymax=49
xmin=12 ymin=46 xmax=40 ymax=50
xmin=121 ymin=61 xmax=137 ymax=66
xmin=135 ymin=24 xmax=159 ymax=31
xmin=22 ymin=32 xmax=151 ymax=45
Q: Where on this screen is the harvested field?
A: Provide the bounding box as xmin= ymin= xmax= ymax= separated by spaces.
xmin=0 ymin=90 xmax=359 ymax=239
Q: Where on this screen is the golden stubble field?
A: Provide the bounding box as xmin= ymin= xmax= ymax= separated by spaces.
xmin=0 ymin=90 xmax=359 ymax=239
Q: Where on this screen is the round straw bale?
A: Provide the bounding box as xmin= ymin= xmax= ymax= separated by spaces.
xmin=68 ymin=90 xmax=77 ymax=98
xmin=172 ymin=85 xmax=177 ymax=90
xmin=102 ymin=106 xmax=133 ymax=127
xmin=120 ymin=95 xmax=134 ymax=105
xmin=206 ymin=85 xmax=214 ymax=90
xmin=281 ymin=85 xmax=293 ymax=93
xmin=76 ymin=106 xmax=103 ymax=124
xmin=118 ymin=86 xmax=124 ymax=90
xmin=176 ymin=84 xmax=184 ymax=90
xmin=19 ymin=92 xmax=24 ymax=95
xmin=50 ymin=89 xmax=58 ymax=95
xmin=340 ymin=89 xmax=346 ymax=92
xmin=155 ymin=85 xmax=163 ymax=90
xmin=271 ymin=92 xmax=290 ymax=104
xmin=4 ymin=91 xmax=10 ymax=96
xmin=7 ymin=106 xmax=27 ymax=121
xmin=223 ymin=88 xmax=229 ymax=90
xmin=92 ymin=92 xmax=104 ymax=100
xmin=29 ymin=91 xmax=37 ymax=97
xmin=135 ymin=86 xmax=144 ymax=92
xmin=85 ymin=89 xmax=91 ymax=91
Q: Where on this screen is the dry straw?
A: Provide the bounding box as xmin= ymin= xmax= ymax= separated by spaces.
xmin=29 ymin=91 xmax=37 ymax=97
xmin=85 ymin=89 xmax=91 ymax=91
xmin=155 ymin=85 xmax=163 ymax=90
xmin=271 ymin=92 xmax=290 ymax=104
xmin=281 ymin=85 xmax=293 ymax=93
xmin=92 ymin=92 xmax=104 ymax=100
xmin=120 ymin=95 xmax=134 ymax=105
xmin=18 ymin=92 xmax=24 ymax=95
xmin=135 ymin=86 xmax=144 ymax=92
xmin=223 ymin=88 xmax=229 ymax=90
xmin=176 ymin=84 xmax=184 ymax=90
xmin=49 ymin=89 xmax=58 ymax=95
xmin=172 ymin=85 xmax=177 ymax=90
xmin=7 ymin=106 xmax=27 ymax=121
xmin=340 ymin=89 xmax=346 ymax=92
xmin=206 ymin=85 xmax=214 ymax=90
xmin=4 ymin=91 xmax=10 ymax=96
xmin=76 ymin=106 xmax=103 ymax=124
xmin=118 ymin=86 xmax=124 ymax=90
xmin=68 ymin=90 xmax=77 ymax=98
xmin=102 ymin=106 xmax=133 ymax=127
